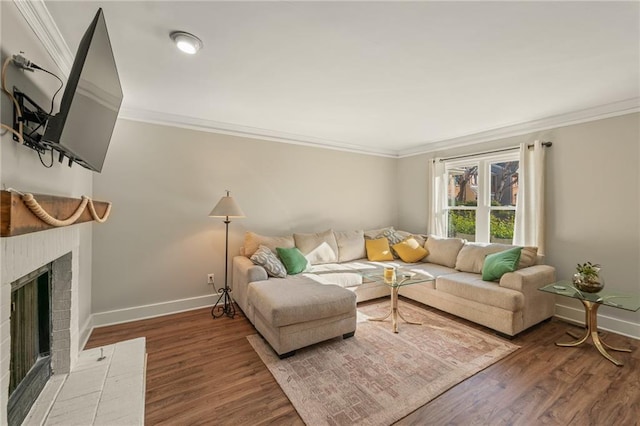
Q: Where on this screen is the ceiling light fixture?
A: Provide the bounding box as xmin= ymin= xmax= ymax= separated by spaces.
xmin=170 ymin=31 xmax=203 ymax=55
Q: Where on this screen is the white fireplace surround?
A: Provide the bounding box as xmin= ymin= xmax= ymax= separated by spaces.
xmin=1 ymin=227 xmax=84 ymax=425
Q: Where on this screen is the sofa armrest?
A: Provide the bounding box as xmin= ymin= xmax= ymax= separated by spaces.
xmin=234 ymin=255 xmax=269 ymax=283
xmin=232 ymin=256 xmax=268 ymax=315
xmin=499 ymin=265 xmax=556 ymax=293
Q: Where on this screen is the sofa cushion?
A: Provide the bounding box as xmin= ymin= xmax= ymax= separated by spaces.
xmin=365 ymin=237 xmax=394 ymax=261
xmin=436 ymin=272 xmax=524 ymax=311
xmin=305 ymin=272 xmax=363 ymax=288
xmin=244 ymin=231 xmax=295 ymax=257
xmin=455 ymin=243 xmax=507 ymax=273
xmin=249 ymin=279 xmax=356 ymax=327
xmin=425 ymin=236 xmax=465 ymax=268
xmin=276 ymin=247 xmax=308 ymax=275
xmin=294 ymin=229 xmax=339 ymax=264
xmin=392 ymin=238 xmax=429 ymax=263
xmin=250 ymin=245 xmax=287 ymax=278
xmin=334 ymin=230 xmax=366 ymax=262
xmin=455 ymin=243 xmax=538 ymax=273
xmin=482 ymin=247 xmax=522 ymax=281
xmin=518 ymin=247 xmax=538 ymax=269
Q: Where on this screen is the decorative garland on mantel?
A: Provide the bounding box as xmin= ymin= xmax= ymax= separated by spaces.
xmin=21 ymin=192 xmax=112 ymax=226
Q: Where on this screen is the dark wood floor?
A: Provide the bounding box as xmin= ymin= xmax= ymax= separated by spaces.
xmin=86 ymin=298 xmax=640 ymax=425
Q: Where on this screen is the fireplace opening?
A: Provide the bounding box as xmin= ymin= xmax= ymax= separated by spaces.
xmin=8 ymin=264 xmax=52 ymax=426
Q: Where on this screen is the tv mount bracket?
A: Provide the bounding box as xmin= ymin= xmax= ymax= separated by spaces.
xmin=12 ymin=87 xmax=79 ymax=168
xmin=12 ymin=87 xmax=51 ymax=154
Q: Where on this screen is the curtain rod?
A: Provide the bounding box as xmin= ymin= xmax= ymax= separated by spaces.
xmin=439 ymin=141 xmax=552 ymax=162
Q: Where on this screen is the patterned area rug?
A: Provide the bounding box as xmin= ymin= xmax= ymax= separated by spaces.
xmin=247 ymin=301 xmax=519 ymax=426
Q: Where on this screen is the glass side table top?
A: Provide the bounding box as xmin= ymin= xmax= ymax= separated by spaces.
xmin=539 ymin=281 xmax=640 ymax=312
xmin=361 ymin=269 xmax=435 ymax=288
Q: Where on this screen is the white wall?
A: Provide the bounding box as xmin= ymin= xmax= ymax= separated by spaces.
xmin=91 ymin=119 xmax=398 ymax=323
xmin=397 ymin=113 xmax=640 ymax=337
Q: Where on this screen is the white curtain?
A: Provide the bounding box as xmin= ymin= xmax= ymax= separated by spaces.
xmin=428 ymin=158 xmax=447 ymax=237
xmin=513 ymin=140 xmax=546 ymax=255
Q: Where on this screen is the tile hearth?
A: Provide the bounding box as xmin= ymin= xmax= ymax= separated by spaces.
xmin=24 ymin=338 xmax=146 ymax=425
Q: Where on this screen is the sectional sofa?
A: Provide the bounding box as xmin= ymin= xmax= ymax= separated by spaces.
xmin=233 ymin=227 xmax=556 ymax=356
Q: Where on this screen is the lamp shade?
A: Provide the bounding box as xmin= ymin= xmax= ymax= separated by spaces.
xmin=209 ymin=191 xmax=245 ymax=218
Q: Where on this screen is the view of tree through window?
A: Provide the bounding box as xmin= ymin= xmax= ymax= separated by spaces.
xmin=445 ymin=155 xmax=519 ymax=243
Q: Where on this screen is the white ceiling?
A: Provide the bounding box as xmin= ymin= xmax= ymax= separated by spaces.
xmin=41 ymin=1 xmax=640 ymax=157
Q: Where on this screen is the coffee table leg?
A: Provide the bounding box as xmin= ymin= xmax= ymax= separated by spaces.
xmin=367 ymin=287 xmax=393 ymax=322
xmin=368 ymin=287 xmax=422 ymax=333
xmin=392 ymin=287 xmax=398 ymax=333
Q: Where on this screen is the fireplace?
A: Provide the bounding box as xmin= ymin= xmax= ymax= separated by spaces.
xmin=8 ymin=265 xmax=51 ymax=426
xmin=1 ymin=227 xmax=79 ymax=426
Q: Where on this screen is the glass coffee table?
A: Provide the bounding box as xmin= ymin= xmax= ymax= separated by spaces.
xmin=539 ymin=281 xmax=640 ymax=366
xmin=362 ymin=269 xmax=435 ymax=333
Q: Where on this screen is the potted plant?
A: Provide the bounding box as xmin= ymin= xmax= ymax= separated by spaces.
xmin=573 ymin=261 xmax=604 ymax=293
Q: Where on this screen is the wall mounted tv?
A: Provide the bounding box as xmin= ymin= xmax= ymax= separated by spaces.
xmin=42 ymin=8 xmax=122 ymax=173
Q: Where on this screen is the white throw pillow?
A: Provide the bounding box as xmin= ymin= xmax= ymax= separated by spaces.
xmin=294 ymin=229 xmax=339 ymax=264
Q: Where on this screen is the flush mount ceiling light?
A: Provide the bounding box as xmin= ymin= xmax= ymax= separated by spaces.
xmin=170 ymin=31 xmax=203 ymax=54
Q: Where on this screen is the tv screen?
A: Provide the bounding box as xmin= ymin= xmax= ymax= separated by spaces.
xmin=42 ymin=8 xmax=122 ymax=172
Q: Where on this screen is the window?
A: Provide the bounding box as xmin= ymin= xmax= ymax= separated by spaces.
xmin=444 ymin=153 xmax=519 ymax=243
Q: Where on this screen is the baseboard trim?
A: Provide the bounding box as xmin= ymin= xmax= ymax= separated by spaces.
xmin=78 ymin=315 xmax=94 ymax=351
xmin=91 ymin=294 xmax=218 ymax=328
xmin=555 ymin=303 xmax=640 ymax=340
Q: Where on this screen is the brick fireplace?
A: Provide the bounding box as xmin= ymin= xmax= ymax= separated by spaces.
xmin=1 ymin=227 xmax=82 ymax=425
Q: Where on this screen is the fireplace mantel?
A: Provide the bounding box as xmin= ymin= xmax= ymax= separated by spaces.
xmin=0 ymin=190 xmax=111 ymax=237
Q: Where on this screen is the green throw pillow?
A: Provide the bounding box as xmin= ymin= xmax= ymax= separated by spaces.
xmin=276 ymin=247 xmax=308 ymax=275
xmin=482 ymin=247 xmax=522 ymax=281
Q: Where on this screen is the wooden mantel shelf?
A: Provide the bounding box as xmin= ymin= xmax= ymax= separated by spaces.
xmin=1 ymin=190 xmax=111 ymax=237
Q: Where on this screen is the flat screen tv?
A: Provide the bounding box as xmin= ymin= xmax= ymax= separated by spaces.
xmin=42 ymin=8 xmax=122 ymax=173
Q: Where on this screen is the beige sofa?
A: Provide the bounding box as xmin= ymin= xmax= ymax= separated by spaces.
xmin=233 ymin=228 xmax=556 ymax=354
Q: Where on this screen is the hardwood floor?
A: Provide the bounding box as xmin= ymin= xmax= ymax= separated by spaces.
xmin=85 ymin=299 xmax=640 ymax=425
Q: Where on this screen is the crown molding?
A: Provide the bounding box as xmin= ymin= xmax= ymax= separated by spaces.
xmin=14 ymin=0 xmax=73 ymax=76
xmin=398 ymin=98 xmax=640 ymax=158
xmin=18 ymin=0 xmax=639 ymax=158
xmin=118 ymin=107 xmax=398 ymax=158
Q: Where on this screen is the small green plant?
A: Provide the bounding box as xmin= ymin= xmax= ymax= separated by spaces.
xmin=576 ymin=261 xmax=601 ymax=282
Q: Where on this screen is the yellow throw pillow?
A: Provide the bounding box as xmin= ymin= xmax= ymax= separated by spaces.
xmin=365 ymin=237 xmax=394 ymax=261
xmin=392 ymin=238 xmax=429 ymax=263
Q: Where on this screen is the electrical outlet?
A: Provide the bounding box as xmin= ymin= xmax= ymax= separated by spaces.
xmin=207 ymin=273 xmax=215 ymax=285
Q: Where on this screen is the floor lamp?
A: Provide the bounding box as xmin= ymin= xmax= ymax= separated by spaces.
xmin=209 ymin=190 xmax=245 ymax=319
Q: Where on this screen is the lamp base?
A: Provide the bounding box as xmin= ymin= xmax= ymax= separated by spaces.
xmin=211 ymin=286 xmax=235 ymax=319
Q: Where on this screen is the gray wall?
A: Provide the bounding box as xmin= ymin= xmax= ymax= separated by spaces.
xmin=0 ymin=2 xmax=93 ymax=339
xmin=397 ymin=113 xmax=640 ymax=330
xmin=91 ymin=119 xmax=398 ymax=313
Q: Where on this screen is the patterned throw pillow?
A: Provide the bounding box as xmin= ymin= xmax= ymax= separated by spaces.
xmin=250 ymin=245 xmax=287 ymax=278
xmin=377 ymin=228 xmax=405 ymax=258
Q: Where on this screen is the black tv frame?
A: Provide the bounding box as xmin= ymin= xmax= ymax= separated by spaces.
xmin=11 ymin=8 xmax=121 ymax=172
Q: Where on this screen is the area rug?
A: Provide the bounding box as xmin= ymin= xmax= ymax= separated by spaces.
xmin=247 ymin=301 xmax=519 ymax=426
